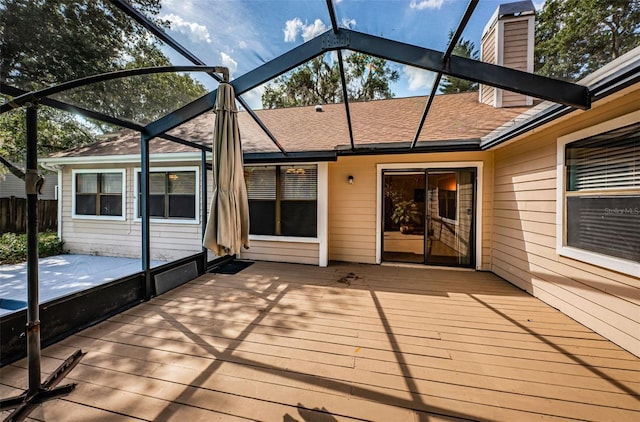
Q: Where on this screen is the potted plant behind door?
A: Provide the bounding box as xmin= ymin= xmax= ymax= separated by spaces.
xmin=391 ymin=199 xmax=421 ymax=234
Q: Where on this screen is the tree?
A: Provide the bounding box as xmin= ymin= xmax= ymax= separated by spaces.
xmin=0 ymin=0 xmax=207 ymax=176
xmin=262 ymin=53 xmax=399 ymax=108
xmin=535 ymin=0 xmax=640 ymax=81
xmin=262 ymin=56 xmax=342 ymax=108
xmin=0 ymin=101 xmax=95 ymax=178
xmin=440 ymin=31 xmax=479 ymax=94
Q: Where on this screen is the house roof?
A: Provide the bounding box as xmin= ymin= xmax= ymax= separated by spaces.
xmin=48 ymin=92 xmax=531 ymax=160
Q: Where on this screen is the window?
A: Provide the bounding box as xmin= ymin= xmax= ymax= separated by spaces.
xmin=436 ymin=173 xmax=457 ymax=221
xmin=438 ymin=190 xmax=457 ymax=220
xmin=73 ymin=170 xmax=125 ymax=219
xmin=136 ymin=170 xmax=197 ymax=220
xmin=245 ymin=164 xmax=317 ymax=237
xmin=560 ymin=120 xmax=639 ymax=270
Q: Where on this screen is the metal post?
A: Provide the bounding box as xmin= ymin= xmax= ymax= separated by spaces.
xmin=25 ymin=104 xmax=41 ymax=392
xmin=0 ymin=104 xmax=83 ymax=421
xmin=141 ymin=134 xmax=152 ymax=300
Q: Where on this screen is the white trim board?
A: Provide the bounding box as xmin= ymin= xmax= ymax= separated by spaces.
xmin=71 ymin=168 xmax=127 ymax=221
xmin=133 ymin=166 xmax=201 ymax=225
xmin=556 ymin=109 xmax=640 ymax=278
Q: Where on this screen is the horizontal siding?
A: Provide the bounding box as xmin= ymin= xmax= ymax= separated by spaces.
xmin=60 ymin=163 xmax=204 ymax=262
xmin=328 ymin=152 xmax=493 ymax=269
xmin=503 ymin=20 xmax=529 ymax=72
xmin=240 ymin=240 xmax=319 ymax=265
xmin=480 ymin=26 xmax=496 ymax=106
xmin=491 ymin=86 xmax=640 ymax=356
xmin=502 ymin=19 xmax=531 ymax=107
xmin=502 ymin=92 xmax=529 ymax=107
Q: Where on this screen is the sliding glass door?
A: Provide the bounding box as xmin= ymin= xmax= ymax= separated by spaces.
xmin=382 ymin=171 xmax=426 ymax=263
xmin=382 ymin=168 xmax=476 ymax=267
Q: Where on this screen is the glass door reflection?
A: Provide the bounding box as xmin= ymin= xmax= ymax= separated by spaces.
xmin=382 ymin=171 xmax=426 ymax=263
xmin=426 ymin=169 xmax=475 ymax=267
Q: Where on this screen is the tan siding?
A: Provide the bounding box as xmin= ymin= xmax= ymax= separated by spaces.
xmin=480 ymin=25 xmax=496 ymax=106
xmin=240 ymin=240 xmax=319 ymax=265
xmin=503 ymin=21 xmax=529 ymax=72
xmin=60 ymin=163 xmax=204 ymax=261
xmin=328 ymin=152 xmax=493 ymax=269
xmin=501 ymin=19 xmax=531 ymax=107
xmin=491 ymin=86 xmax=640 ymax=356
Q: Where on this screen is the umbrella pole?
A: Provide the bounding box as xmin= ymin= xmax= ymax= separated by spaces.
xmin=201 ymin=150 xmax=208 ymax=269
xmin=0 ymin=104 xmax=84 ymax=422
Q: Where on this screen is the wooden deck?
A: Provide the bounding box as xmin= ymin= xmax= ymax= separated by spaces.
xmin=2 ymin=261 xmax=639 ymax=421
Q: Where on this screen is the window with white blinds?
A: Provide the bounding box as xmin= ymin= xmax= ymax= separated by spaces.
xmin=281 ymin=166 xmax=317 ymax=200
xmin=244 ymin=164 xmax=317 ymax=237
xmin=566 ymin=123 xmax=640 ymax=191
xmin=564 ymin=122 xmax=640 ymax=264
xmin=245 ymin=166 xmax=276 ymax=200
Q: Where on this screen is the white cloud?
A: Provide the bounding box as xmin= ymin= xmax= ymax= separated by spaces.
xmin=242 ymin=84 xmax=266 ymax=110
xmin=220 ymin=52 xmax=238 ymax=74
xmin=284 ymin=18 xmax=303 ymax=42
xmin=409 ymin=0 xmax=445 ymax=10
xmin=302 ymin=19 xmax=328 ymax=41
xmin=403 ymin=66 xmax=437 ymax=91
xmin=283 ymin=17 xmax=328 ymax=42
xmin=161 ymin=13 xmax=211 ymax=44
xmin=532 ymin=0 xmax=546 ymax=10
xmin=340 ymin=18 xmax=356 ymax=29
xmin=238 ymin=40 xmax=248 ymax=49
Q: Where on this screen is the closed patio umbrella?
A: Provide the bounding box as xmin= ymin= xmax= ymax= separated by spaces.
xmin=203 ymin=83 xmax=250 ymax=256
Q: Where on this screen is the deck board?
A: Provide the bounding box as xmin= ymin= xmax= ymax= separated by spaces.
xmin=2 ymin=261 xmax=639 ymax=421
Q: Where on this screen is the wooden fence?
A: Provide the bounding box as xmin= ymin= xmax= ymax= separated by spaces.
xmin=0 ymin=197 xmax=57 ymax=233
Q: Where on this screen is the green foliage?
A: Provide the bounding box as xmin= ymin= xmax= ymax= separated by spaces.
xmin=0 ymin=0 xmax=166 ymax=90
xmin=0 ymin=0 xmax=207 ymax=171
xmin=441 ymin=31 xmax=479 ymax=94
xmin=262 ymin=53 xmax=399 ymax=108
xmin=0 ymin=101 xmax=95 ymax=175
xmin=535 ymin=0 xmax=640 ymax=81
xmin=262 ymin=56 xmax=342 ymax=109
xmin=0 ymin=231 xmax=65 ymax=265
xmin=391 ymin=199 xmax=421 ymax=226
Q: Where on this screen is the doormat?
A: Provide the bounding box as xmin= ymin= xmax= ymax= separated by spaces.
xmin=209 ymin=260 xmax=254 ymax=275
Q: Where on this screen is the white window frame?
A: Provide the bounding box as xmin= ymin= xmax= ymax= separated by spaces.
xmin=244 ymin=162 xmax=328 ymax=266
xmin=71 ymin=168 xmax=126 ymax=221
xmin=134 ymin=166 xmax=200 ymax=225
xmin=376 ymin=162 xmax=483 ymax=269
xmin=556 ymin=110 xmax=640 ymax=277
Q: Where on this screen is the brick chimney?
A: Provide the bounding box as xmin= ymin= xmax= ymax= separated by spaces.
xmin=479 ymin=1 xmax=535 ymax=107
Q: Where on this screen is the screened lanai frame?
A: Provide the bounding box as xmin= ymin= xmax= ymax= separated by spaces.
xmin=0 ymin=0 xmax=616 ymax=417
xmin=2 ymin=0 xmax=598 ymax=281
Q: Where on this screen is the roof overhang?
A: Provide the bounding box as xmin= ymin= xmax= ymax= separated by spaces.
xmin=481 ymin=46 xmax=640 ymax=150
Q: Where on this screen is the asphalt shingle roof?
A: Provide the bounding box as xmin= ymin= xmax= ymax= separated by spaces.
xmin=49 ymin=92 xmax=531 ymax=158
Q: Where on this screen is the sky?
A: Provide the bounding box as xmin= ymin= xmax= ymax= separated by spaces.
xmin=154 ymin=0 xmax=546 ymax=109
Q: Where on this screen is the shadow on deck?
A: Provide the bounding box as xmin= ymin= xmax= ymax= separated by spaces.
xmin=2 ymin=261 xmax=639 ymax=421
